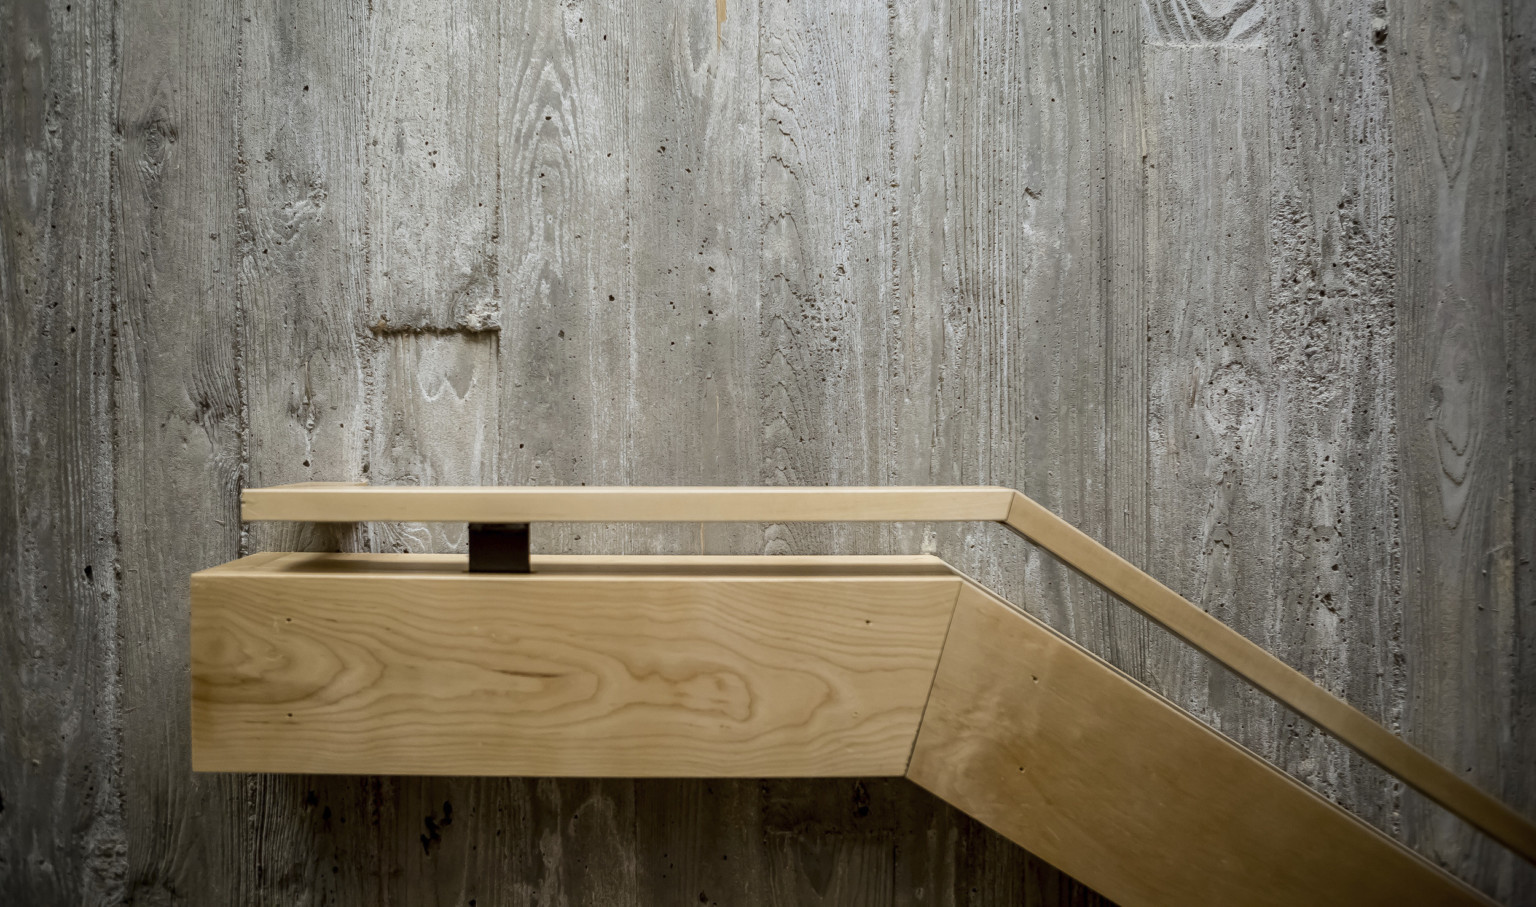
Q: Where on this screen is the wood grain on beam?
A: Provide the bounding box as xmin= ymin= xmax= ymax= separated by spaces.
xmin=192 ymin=554 xmax=960 ymax=777
xmin=908 ymin=582 xmax=1492 ymax=907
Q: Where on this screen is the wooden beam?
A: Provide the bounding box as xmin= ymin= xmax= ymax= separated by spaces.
xmin=1001 ymin=490 xmax=1536 ymax=867
xmin=908 ymin=582 xmax=1492 ymax=907
xmin=191 ymin=543 xmax=1511 ymax=899
xmin=241 ymin=484 xmax=1016 ymax=523
xmin=191 ymin=554 xmax=961 ymax=776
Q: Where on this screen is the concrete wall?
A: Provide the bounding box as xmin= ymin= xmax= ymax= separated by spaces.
xmin=2 ymin=0 xmax=1532 ymax=902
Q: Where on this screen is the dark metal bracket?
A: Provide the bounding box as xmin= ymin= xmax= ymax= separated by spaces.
xmin=468 ymin=523 xmax=530 ymax=573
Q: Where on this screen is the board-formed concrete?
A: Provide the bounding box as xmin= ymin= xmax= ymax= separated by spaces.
xmin=5 ymin=0 xmax=1534 ymax=902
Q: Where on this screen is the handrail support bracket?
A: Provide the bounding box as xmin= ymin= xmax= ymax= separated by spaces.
xmin=468 ymin=523 xmax=530 ymax=573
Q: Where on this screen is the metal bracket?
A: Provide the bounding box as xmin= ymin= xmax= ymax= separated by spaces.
xmin=467 ymin=523 xmax=530 ymax=573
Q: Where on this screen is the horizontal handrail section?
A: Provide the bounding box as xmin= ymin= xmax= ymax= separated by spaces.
xmin=241 ymin=483 xmax=1016 ymax=523
xmin=241 ymin=482 xmax=1536 ymax=865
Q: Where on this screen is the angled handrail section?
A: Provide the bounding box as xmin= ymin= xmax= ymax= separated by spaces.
xmin=242 ymin=482 xmax=1536 ymax=865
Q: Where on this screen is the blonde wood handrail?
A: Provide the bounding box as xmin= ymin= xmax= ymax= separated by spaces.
xmin=241 ymin=483 xmax=1016 ymax=523
xmin=240 ymin=482 xmax=1536 ymax=865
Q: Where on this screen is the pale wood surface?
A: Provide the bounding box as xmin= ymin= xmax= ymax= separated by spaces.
xmin=242 ymin=484 xmax=1015 ymax=523
xmin=192 ymin=554 xmax=960 ymax=777
xmin=909 ymin=583 xmax=1492 ymax=907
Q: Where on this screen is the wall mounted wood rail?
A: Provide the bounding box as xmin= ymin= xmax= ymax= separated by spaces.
xmin=241 ymin=482 xmax=1536 ymax=867
xmin=241 ymin=482 xmax=1018 ymax=523
xmin=202 ymin=483 xmax=1536 ymax=904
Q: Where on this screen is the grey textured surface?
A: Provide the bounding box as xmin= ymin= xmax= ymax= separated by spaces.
xmin=2 ymin=0 xmax=1533 ymax=903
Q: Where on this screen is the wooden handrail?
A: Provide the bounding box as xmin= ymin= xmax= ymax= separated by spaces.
xmin=240 ymin=482 xmax=1536 ymax=865
xmin=241 ymin=483 xmax=1016 ymax=523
